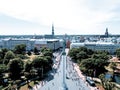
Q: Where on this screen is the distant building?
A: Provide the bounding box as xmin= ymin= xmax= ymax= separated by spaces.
xmin=34 ymin=39 xmax=60 ymax=51
xmin=1 ymin=38 xmax=34 ymax=50
xmin=70 ymin=42 xmax=120 ymax=54
xmin=0 ymin=38 xmax=62 ymax=51
xmin=52 ymin=23 xmax=54 ymax=36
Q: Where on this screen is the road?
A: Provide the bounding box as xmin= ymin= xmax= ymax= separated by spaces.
xmin=34 ymin=49 xmax=94 ymax=90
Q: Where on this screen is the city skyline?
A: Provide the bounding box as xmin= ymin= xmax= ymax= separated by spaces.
xmin=0 ymin=0 xmax=120 ymax=35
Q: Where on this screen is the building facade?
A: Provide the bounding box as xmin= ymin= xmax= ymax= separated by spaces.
xmin=0 ymin=38 xmax=62 ymax=51
xmin=70 ymin=42 xmax=120 ymax=54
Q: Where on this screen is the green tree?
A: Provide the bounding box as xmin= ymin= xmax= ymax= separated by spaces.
xmin=0 ymin=64 xmax=7 ymax=79
xmin=32 ymin=56 xmax=48 ymax=69
xmin=68 ymin=48 xmax=79 ymax=61
xmin=76 ymin=51 xmax=88 ymax=63
xmin=0 ymin=48 xmax=8 ymax=59
xmin=80 ymin=57 xmax=108 ymax=77
xmin=24 ymin=60 xmax=32 ymax=72
xmin=69 ymin=47 xmax=92 ymax=62
xmin=14 ymin=44 xmax=26 ymax=55
xmin=4 ymin=51 xmax=15 ymax=64
xmin=109 ymin=62 xmax=117 ymax=80
xmin=4 ymin=51 xmax=15 ymax=60
xmin=110 ymin=62 xmax=117 ymax=72
xmin=42 ymin=50 xmax=53 ymax=58
xmin=40 ymin=47 xmax=47 ymax=52
xmin=8 ymin=58 xmax=24 ymax=80
xmin=116 ymin=48 xmax=120 ymax=59
xmin=32 ymin=56 xmax=51 ymax=78
xmin=87 ymin=49 xmax=94 ymax=56
xmin=99 ymin=74 xmax=115 ymax=90
xmin=24 ymin=60 xmax=32 ymax=80
xmin=27 ymin=50 xmax=32 ymax=56
xmin=33 ymin=47 xmax=39 ymax=55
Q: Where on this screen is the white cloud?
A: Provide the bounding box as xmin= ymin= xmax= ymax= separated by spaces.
xmin=0 ymin=0 xmax=120 ymax=35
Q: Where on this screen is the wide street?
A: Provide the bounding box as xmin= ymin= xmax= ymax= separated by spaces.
xmin=34 ymin=49 xmax=95 ymax=90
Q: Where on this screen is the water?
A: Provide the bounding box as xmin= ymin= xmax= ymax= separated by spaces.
xmin=105 ymin=73 xmax=120 ymax=84
xmin=114 ymin=74 xmax=120 ymax=84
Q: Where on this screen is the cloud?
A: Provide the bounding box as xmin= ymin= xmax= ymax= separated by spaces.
xmin=0 ymin=0 xmax=120 ymax=35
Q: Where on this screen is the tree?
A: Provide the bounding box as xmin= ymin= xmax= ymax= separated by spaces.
xmin=99 ymin=74 xmax=115 ymax=90
xmin=27 ymin=51 xmax=32 ymax=56
xmin=0 ymin=64 xmax=7 ymax=79
xmin=14 ymin=44 xmax=26 ymax=55
xmin=32 ymin=56 xmax=48 ymax=69
xmin=4 ymin=51 xmax=15 ymax=60
xmin=76 ymin=51 xmax=88 ymax=63
xmin=8 ymin=58 xmax=24 ymax=80
xmin=80 ymin=56 xmax=109 ymax=77
xmin=116 ymin=48 xmax=120 ymax=59
xmin=0 ymin=48 xmax=8 ymax=60
xmin=33 ymin=47 xmax=39 ymax=55
xmin=40 ymin=47 xmax=47 ymax=52
xmin=32 ymin=56 xmax=52 ymax=78
xmin=68 ymin=48 xmax=79 ymax=61
xmin=24 ymin=60 xmax=32 ymax=72
xmin=78 ymin=46 xmax=88 ymax=52
xmin=69 ymin=46 xmax=92 ymax=62
xmin=42 ymin=50 xmax=53 ymax=58
xmin=24 ymin=60 xmax=32 ymax=79
xmin=87 ymin=49 xmax=94 ymax=56
xmin=4 ymin=51 xmax=15 ymax=64
xmin=109 ymin=62 xmax=117 ymax=80
xmin=109 ymin=62 xmax=117 ymax=72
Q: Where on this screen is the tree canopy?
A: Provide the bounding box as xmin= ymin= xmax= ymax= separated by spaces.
xmin=116 ymin=48 xmax=120 ymax=59
xmin=8 ymin=58 xmax=24 ymax=79
xmin=14 ymin=44 xmax=26 ymax=55
xmin=69 ymin=46 xmax=109 ymax=77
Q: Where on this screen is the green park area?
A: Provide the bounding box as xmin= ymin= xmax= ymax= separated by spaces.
xmin=0 ymin=44 xmax=53 ymax=90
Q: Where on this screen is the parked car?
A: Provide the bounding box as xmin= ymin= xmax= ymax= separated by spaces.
xmin=86 ymin=77 xmax=96 ymax=86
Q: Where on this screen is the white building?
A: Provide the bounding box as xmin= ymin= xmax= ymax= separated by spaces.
xmin=1 ymin=38 xmax=34 ymax=50
xmin=0 ymin=38 xmax=62 ymax=51
xmin=70 ymin=42 xmax=120 ymax=54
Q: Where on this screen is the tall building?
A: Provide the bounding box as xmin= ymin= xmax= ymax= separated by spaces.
xmin=44 ymin=23 xmax=55 ymax=39
xmin=105 ymin=28 xmax=109 ymax=37
xmin=52 ymin=23 xmax=54 ymax=36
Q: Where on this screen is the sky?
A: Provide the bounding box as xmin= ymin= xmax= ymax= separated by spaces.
xmin=0 ymin=0 xmax=120 ymax=35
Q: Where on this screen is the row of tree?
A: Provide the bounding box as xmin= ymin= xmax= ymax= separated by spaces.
xmin=68 ymin=47 xmax=109 ymax=77
xmin=68 ymin=46 xmax=120 ymax=90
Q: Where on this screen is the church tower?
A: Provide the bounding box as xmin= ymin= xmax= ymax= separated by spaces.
xmin=105 ymin=28 xmax=109 ymax=37
xmin=52 ymin=23 xmax=54 ymax=36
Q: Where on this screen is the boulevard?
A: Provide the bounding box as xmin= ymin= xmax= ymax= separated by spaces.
xmin=33 ymin=49 xmax=96 ymax=90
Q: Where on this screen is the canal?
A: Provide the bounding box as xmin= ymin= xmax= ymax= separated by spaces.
xmin=105 ymin=73 xmax=120 ymax=84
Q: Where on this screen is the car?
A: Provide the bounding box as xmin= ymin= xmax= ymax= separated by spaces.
xmin=66 ymin=74 xmax=70 ymax=79
xmin=86 ymin=77 xmax=96 ymax=87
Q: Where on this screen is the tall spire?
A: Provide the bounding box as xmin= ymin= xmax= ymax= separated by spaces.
xmin=105 ymin=28 xmax=109 ymax=37
xmin=52 ymin=23 xmax=54 ymax=36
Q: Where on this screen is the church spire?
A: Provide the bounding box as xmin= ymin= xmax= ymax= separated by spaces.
xmin=52 ymin=23 xmax=54 ymax=36
xmin=105 ymin=28 xmax=109 ymax=37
